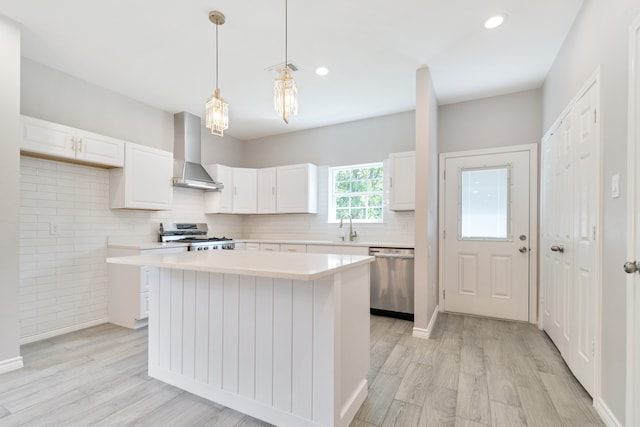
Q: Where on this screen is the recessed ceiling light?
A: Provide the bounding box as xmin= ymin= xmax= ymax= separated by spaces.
xmin=315 ymin=67 xmax=329 ymax=76
xmin=484 ymin=14 xmax=505 ymax=29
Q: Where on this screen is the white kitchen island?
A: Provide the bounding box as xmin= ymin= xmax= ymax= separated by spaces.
xmin=106 ymin=250 xmax=373 ymax=427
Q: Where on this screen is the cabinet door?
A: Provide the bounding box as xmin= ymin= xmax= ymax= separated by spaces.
xmin=204 ymin=164 xmax=234 ymax=213
xmin=280 ymin=244 xmax=307 ymax=253
xmin=20 ymin=115 xmax=76 ymax=159
xmin=111 ymin=142 xmax=173 ymax=210
xmin=389 ymin=151 xmax=416 ymax=211
xmin=260 ymin=243 xmax=280 ymax=252
xmin=276 ymin=164 xmax=318 ymax=213
xmin=76 ymin=129 xmax=124 ymax=167
xmin=257 ymin=168 xmax=277 ymax=214
xmin=233 ymin=168 xmax=257 ymax=213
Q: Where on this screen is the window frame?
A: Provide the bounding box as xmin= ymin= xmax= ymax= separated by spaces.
xmin=328 ymin=162 xmax=384 ymax=224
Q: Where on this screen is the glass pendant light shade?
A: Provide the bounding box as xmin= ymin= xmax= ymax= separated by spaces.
xmin=274 ymin=67 xmax=298 ymax=124
xmin=205 ymin=11 xmax=228 ymax=137
xmin=206 ymin=88 xmax=229 ymax=137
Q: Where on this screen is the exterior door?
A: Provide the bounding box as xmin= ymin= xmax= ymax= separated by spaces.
xmin=442 ymin=149 xmax=532 ymax=322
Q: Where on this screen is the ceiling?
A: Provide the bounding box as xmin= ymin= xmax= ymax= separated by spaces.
xmin=0 ymin=0 xmax=584 ymax=141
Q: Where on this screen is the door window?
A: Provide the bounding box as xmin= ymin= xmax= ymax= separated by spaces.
xmin=459 ymin=166 xmax=511 ymax=240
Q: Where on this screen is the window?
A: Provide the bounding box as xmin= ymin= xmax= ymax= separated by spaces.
xmin=459 ymin=166 xmax=511 ymax=239
xmin=329 ymin=163 xmax=384 ymax=223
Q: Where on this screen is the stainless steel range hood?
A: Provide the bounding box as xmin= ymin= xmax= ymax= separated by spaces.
xmin=172 ymin=112 xmax=223 ymax=191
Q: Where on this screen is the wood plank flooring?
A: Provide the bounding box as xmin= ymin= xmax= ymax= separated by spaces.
xmin=0 ymin=313 xmax=603 ymax=426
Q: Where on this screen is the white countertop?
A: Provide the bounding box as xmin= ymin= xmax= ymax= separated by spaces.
xmin=107 ymin=250 xmax=374 ymax=281
xmin=236 ymin=239 xmax=414 ymax=248
xmin=108 ymin=241 xmax=190 ymax=250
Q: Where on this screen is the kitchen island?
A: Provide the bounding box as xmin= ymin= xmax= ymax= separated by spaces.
xmin=106 ymin=250 xmax=373 ymax=427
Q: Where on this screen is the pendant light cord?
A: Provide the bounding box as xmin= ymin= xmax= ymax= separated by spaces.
xmin=284 ymin=0 xmax=288 ymax=69
xmin=216 ymin=22 xmax=219 ymax=90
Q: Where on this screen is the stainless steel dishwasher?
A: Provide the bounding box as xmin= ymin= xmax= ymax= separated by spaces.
xmin=369 ymin=247 xmax=415 ymax=321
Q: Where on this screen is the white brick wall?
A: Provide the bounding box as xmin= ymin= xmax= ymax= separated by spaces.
xmin=19 ymin=156 xmax=243 ymax=341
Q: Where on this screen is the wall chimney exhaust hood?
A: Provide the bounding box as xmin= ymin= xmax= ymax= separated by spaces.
xmin=172 ymin=112 xmax=223 ymax=191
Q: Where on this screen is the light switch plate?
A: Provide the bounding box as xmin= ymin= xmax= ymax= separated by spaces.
xmin=611 ymin=174 xmax=620 ymax=198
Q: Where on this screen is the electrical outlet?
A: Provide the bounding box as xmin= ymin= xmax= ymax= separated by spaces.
xmin=49 ymin=222 xmax=60 ymax=236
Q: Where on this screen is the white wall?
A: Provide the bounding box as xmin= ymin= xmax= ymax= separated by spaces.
xmin=439 ymin=89 xmax=542 ymax=154
xmin=0 ymin=14 xmax=22 ymax=370
xmin=413 ymin=67 xmax=439 ymax=334
xmin=243 ymin=111 xmax=415 ymax=168
xmin=542 ymin=0 xmax=639 ymax=422
xmin=21 ymin=59 xmax=174 ymax=152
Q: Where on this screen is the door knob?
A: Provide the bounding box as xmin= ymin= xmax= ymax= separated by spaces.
xmin=550 ymin=245 xmax=564 ymax=253
xmin=624 ymin=261 xmax=639 ymax=274
xmin=519 ymin=246 xmax=528 ymax=253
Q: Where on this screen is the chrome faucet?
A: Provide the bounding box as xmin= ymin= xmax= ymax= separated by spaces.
xmin=339 ymin=214 xmax=358 ymax=241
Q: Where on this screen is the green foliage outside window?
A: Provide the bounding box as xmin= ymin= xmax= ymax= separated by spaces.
xmin=330 ymin=163 xmax=384 ymax=222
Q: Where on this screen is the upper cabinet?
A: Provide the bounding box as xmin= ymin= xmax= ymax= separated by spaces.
xmin=110 ymin=142 xmax=173 ymax=210
xmin=389 ymin=151 xmax=416 ymax=211
xmin=257 ymin=167 xmax=277 ymax=214
xmin=205 ymin=163 xmax=318 ymax=215
xmin=20 ymin=115 xmax=124 ymax=168
xmin=277 ymin=163 xmax=318 ymax=214
xmin=231 ymin=168 xmax=257 ymax=214
xmin=204 ymin=165 xmax=257 ymax=214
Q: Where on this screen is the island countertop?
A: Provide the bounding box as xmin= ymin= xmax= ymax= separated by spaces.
xmin=107 ymin=249 xmax=374 ymax=281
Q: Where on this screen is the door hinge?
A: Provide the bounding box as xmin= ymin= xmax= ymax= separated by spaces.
xmin=443 ymin=169 xmax=446 ymax=180
xmin=592 ymin=341 xmax=595 ymax=357
xmin=443 ymin=230 xmax=446 ymax=239
xmin=594 ymin=109 xmax=597 ymax=123
xmin=443 ymin=289 xmax=446 ymax=300
xmin=592 ymin=226 xmax=596 ymax=241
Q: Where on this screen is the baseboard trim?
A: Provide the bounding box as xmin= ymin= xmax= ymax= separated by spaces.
xmin=413 ymin=305 xmax=439 ymax=339
xmin=19 ymin=317 xmax=109 ymax=345
xmin=0 ymin=356 xmax=24 ymax=374
xmin=594 ymin=397 xmax=623 ymax=427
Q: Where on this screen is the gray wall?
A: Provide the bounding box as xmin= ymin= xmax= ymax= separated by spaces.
xmin=21 ymin=59 xmax=174 ymax=152
xmin=542 ymin=0 xmax=639 ymax=421
xmin=438 ymin=89 xmax=542 ymax=154
xmin=242 ymin=111 xmax=415 ymax=168
xmin=0 ymin=15 xmax=22 ymax=367
xmin=414 ymin=67 xmax=439 ymax=332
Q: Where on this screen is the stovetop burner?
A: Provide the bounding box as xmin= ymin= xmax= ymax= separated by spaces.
xmin=178 ymin=237 xmax=233 ymax=243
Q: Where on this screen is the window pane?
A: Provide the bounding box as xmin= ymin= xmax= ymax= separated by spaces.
xmin=336 ymin=182 xmax=350 ymax=193
xmin=328 ymin=162 xmax=384 ymax=223
xmin=460 ymin=167 xmax=509 ymax=239
xmin=351 ymin=208 xmax=366 ymax=219
xmin=336 ymin=196 xmax=350 ymax=208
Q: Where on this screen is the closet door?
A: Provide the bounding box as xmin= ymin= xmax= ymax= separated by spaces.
xmin=541 ymin=80 xmax=600 ymax=396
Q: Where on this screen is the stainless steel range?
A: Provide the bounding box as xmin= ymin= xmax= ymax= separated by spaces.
xmin=159 ymin=223 xmax=234 ymax=250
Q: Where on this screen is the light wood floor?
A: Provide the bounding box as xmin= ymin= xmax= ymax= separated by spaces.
xmin=0 ymin=313 xmax=603 ymax=427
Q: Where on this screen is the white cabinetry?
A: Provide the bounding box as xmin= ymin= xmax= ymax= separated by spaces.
xmin=108 ymin=245 xmax=187 ymax=329
xmin=280 ymin=244 xmax=307 ymax=253
xmin=276 ymin=163 xmax=318 ymax=213
xmin=110 ymin=142 xmax=173 ymax=210
xmin=306 ymin=245 xmax=369 ymax=256
xmin=20 ymin=115 xmax=124 ymax=167
xmin=204 ymin=165 xmax=257 ymax=214
xmin=257 ymin=167 xmax=277 ymax=214
xmin=259 ymin=243 xmax=280 ymax=252
xmin=232 ymin=168 xmax=257 ymax=213
xmin=389 ymin=151 xmax=416 ymax=211
xmin=204 ymin=164 xmax=233 ymax=213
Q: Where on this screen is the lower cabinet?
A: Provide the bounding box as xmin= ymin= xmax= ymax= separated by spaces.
xmin=306 ymin=245 xmax=369 ymax=256
xmin=108 ymin=246 xmax=187 ymax=329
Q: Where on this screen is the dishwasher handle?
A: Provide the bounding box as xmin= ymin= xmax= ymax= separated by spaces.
xmin=370 ymin=252 xmax=415 ymax=260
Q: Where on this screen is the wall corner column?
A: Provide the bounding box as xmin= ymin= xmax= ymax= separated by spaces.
xmin=0 ymin=14 xmax=23 ymax=372
xmin=413 ymin=66 xmax=439 ymax=337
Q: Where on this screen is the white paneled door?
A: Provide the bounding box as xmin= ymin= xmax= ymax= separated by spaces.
xmin=541 ymin=76 xmax=600 ymax=397
xmin=626 ymin=16 xmax=640 ymax=427
xmin=442 ymin=148 xmax=534 ymax=322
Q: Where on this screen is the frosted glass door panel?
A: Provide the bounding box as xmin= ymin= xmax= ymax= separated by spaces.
xmin=460 ymin=167 xmax=510 ymax=240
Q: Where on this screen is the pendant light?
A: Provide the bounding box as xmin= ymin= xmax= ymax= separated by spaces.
xmin=205 ymin=11 xmax=229 ymax=137
xmin=274 ymin=0 xmax=298 ymax=124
